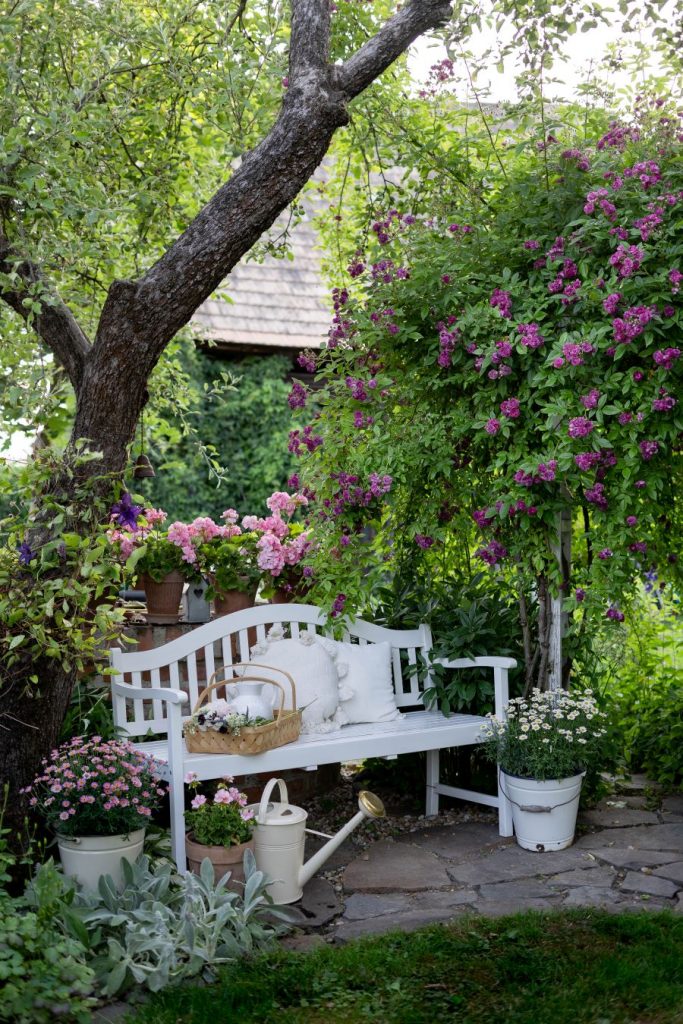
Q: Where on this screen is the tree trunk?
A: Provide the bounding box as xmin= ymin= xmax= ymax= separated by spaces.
xmin=0 ymin=661 xmax=76 ymax=840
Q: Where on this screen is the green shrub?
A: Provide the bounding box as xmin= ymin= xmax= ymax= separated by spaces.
xmin=0 ymin=895 xmax=97 ymax=1024
xmin=601 ymin=592 xmax=682 ymax=790
xmin=612 ymin=669 xmax=683 ymax=790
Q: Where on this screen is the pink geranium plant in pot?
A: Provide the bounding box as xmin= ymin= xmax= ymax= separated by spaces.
xmin=184 ymin=773 xmax=256 ymax=887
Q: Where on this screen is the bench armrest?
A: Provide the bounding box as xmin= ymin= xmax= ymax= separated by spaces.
xmin=432 ymin=656 xmax=514 ymax=720
xmin=111 ymin=681 xmax=189 ymax=706
xmin=433 ymin=656 xmax=517 ymax=670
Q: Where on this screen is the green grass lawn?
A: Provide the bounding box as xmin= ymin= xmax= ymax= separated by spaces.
xmin=128 ymin=910 xmax=683 ymax=1024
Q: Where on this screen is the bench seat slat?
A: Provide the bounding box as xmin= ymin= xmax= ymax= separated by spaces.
xmin=133 ymin=710 xmax=488 ymax=783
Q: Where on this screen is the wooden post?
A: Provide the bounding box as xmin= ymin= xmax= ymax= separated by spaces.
xmin=548 ymin=505 xmax=572 ymax=691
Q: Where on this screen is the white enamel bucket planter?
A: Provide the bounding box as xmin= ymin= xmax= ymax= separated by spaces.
xmin=500 ymin=771 xmax=585 ymax=852
xmin=57 ymin=829 xmax=145 ymax=891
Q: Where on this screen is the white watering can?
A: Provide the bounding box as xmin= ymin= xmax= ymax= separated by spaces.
xmin=248 ymin=777 xmax=385 ymax=904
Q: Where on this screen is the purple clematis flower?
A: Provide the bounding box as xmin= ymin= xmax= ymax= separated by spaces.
xmin=111 ymin=492 xmax=142 ymax=531
xmin=17 ymin=541 xmax=35 ymax=566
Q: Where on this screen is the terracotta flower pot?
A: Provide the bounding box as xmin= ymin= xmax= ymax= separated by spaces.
xmin=214 ymin=589 xmax=256 ymax=616
xmin=185 ymin=834 xmax=255 ymax=889
xmin=142 ymin=571 xmax=185 ymax=624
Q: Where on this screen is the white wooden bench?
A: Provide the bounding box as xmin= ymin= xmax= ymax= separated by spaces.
xmin=109 ymin=603 xmax=514 ymax=870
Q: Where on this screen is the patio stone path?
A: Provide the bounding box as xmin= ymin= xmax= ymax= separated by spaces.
xmin=288 ymin=793 xmax=683 ymax=945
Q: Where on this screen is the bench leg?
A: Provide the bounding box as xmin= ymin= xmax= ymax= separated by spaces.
xmin=497 ymin=769 xmax=514 ymax=837
xmin=169 ymin=777 xmax=187 ymax=872
xmin=425 ymin=749 xmax=439 ymax=816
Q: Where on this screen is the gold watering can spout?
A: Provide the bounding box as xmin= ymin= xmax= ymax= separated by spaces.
xmin=298 ymin=789 xmax=386 ymax=890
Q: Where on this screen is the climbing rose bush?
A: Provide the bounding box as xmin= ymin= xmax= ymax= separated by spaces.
xmin=291 ymin=99 xmax=682 ymax=679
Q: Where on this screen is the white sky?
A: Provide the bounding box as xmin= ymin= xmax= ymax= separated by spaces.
xmin=409 ymin=4 xmax=674 ymax=101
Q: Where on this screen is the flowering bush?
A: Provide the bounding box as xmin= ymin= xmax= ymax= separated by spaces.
xmin=26 ymin=736 xmax=166 ymax=837
xmin=292 ymin=98 xmax=683 ymax=683
xmin=482 ymin=689 xmax=607 ymax=781
xmin=184 ymin=774 xmax=255 ymax=847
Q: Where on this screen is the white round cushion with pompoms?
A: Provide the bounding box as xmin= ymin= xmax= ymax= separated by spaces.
xmin=245 ymin=627 xmax=350 ymax=734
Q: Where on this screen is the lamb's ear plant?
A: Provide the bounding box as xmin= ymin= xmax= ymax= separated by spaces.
xmin=30 ymin=852 xmax=296 ymax=998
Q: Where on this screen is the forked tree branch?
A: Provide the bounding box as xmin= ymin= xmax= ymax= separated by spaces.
xmin=338 ymin=0 xmax=453 ymax=98
xmin=0 ymin=230 xmax=91 ymax=391
xmin=86 ymin=0 xmax=454 ymax=394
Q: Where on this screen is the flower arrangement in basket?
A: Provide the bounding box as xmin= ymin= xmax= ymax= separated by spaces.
xmin=25 ymin=735 xmax=166 ymax=837
xmin=184 ymin=665 xmax=301 ymax=756
xmin=482 ymin=688 xmax=607 ymax=782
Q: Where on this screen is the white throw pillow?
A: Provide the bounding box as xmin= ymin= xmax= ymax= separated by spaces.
xmin=321 ymin=639 xmax=402 ymax=725
xmin=245 ymin=628 xmax=349 ymax=734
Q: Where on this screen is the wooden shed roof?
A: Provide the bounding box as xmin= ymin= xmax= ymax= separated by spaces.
xmin=192 ymin=211 xmax=329 ymax=355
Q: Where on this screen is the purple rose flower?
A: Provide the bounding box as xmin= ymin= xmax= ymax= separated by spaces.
xmin=568 ymin=417 xmax=594 ymax=438
xmin=639 ymin=440 xmax=659 ymax=461
xmin=485 ymin=418 xmax=501 ymax=435
xmin=500 ymin=398 xmax=521 ymax=419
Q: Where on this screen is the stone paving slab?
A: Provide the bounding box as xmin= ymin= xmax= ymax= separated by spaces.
xmin=474 ymin=897 xmax=563 ymax=918
xmin=562 ymin=886 xmax=622 ymax=908
xmin=395 ymin=822 xmax=507 ymax=860
xmin=663 ymin=795 xmax=683 ymax=816
xmin=579 ymin=804 xmax=660 ymax=828
xmin=297 ymin=877 xmax=344 ymax=928
xmin=342 ymin=838 xmax=452 ymax=893
xmin=478 ymin=879 xmax=555 ymax=901
xmin=546 ymin=865 xmax=617 ymax=888
xmin=575 ymin=823 xmax=683 ymax=851
xmin=619 ymin=871 xmax=680 ymax=899
xmin=583 ymin=847 xmax=683 ymax=870
xmin=333 ymin=905 xmax=465 ymax=942
xmin=447 ymin=844 xmax=597 ymax=886
xmin=652 ymin=860 xmax=683 ymax=885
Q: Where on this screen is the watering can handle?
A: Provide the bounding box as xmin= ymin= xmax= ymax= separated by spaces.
xmin=257 ymin=777 xmax=289 ymax=824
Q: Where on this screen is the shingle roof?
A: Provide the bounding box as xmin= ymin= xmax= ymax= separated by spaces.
xmin=192 ymin=211 xmax=329 ymax=353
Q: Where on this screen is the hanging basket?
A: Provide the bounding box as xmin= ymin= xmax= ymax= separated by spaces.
xmin=184 ymin=665 xmax=301 ymax=756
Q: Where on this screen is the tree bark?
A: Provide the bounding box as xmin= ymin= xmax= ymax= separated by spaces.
xmin=0 ymin=0 xmax=454 ymax=830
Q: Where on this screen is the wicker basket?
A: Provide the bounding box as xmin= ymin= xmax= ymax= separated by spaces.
xmin=184 ymin=664 xmax=301 ymax=756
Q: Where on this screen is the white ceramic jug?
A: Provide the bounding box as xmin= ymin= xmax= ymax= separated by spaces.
xmin=227 ymin=681 xmax=273 ymax=720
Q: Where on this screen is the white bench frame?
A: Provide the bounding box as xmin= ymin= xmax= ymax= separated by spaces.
xmin=109 ymin=603 xmax=514 ymax=870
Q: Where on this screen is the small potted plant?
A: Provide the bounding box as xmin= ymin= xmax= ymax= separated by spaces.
xmin=198 ymin=511 xmax=261 ymax=615
xmin=107 ymin=502 xmax=225 ymax=623
xmin=482 ymin=688 xmax=607 ymax=852
xmin=184 ymin=773 xmax=255 ymax=886
xmin=242 ymin=491 xmax=313 ymax=603
xmin=26 ymin=735 xmax=166 ymax=890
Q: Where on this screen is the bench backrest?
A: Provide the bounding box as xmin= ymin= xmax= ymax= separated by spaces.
xmin=109 ymin=603 xmax=433 ymax=737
